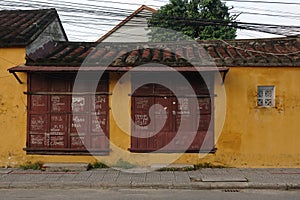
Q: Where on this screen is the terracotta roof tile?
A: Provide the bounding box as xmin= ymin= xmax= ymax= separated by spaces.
xmin=163 ymin=48 xmax=172 ymax=62
xmin=25 ymin=37 xmax=300 ymax=68
xmin=68 ymin=46 xmax=85 ymax=57
xmin=126 ymin=50 xmax=139 ymax=65
xmin=79 ymin=47 xmax=95 ymax=59
xmin=152 ymin=49 xmax=161 ymax=62
xmin=141 ymin=49 xmax=151 ymax=62
xmin=0 ymin=8 xmax=66 ymax=47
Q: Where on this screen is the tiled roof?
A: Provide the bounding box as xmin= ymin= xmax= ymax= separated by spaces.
xmin=22 ymin=37 xmax=300 ymax=69
xmin=96 ymin=5 xmax=156 ymax=43
xmin=0 ymin=8 xmax=66 ymax=47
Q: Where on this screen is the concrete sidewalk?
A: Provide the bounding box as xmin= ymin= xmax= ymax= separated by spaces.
xmin=0 ymin=168 xmax=300 ymax=190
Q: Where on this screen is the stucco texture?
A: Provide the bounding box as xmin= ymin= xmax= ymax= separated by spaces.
xmin=212 ymin=67 xmax=300 ymax=167
xmin=0 ymin=48 xmax=27 ymax=167
xmin=106 ymin=69 xmax=300 ymax=167
xmin=0 ymin=48 xmax=97 ymax=167
xmin=1 ymin=59 xmax=300 ymax=167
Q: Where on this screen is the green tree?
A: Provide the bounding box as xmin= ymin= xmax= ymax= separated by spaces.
xmin=148 ymin=0 xmax=237 ymax=41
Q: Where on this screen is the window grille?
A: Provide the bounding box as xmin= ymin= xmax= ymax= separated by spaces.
xmin=257 ymin=86 xmax=275 ymax=107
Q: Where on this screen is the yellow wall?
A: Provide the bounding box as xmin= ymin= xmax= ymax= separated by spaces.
xmin=211 ymin=67 xmax=300 ymax=167
xmin=105 ymin=68 xmax=300 ymax=168
xmin=0 ymin=48 xmax=27 ymax=167
xmin=2 ymin=50 xmax=300 ymax=168
xmin=0 ymin=48 xmax=97 ymax=167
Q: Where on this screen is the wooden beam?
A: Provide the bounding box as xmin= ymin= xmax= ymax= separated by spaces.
xmin=11 ymin=71 xmax=23 ymax=84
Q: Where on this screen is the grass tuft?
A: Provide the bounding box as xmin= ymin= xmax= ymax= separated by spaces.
xmin=88 ymin=161 xmax=109 ymax=170
xmin=20 ymin=161 xmax=43 ymax=170
xmin=194 ymin=162 xmax=227 ymax=169
xmin=156 ymin=162 xmax=228 ymax=171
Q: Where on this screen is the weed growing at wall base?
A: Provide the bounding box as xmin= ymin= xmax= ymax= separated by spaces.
xmin=20 ymin=161 xmax=43 ymax=170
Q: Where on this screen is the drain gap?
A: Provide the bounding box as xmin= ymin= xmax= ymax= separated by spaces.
xmin=223 ymin=189 xmax=240 ymax=193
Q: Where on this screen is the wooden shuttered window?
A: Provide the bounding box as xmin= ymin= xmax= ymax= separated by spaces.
xmin=26 ymin=73 xmax=109 ymax=155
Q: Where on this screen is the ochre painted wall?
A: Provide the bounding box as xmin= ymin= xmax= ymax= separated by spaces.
xmin=105 ymin=68 xmax=300 ymax=167
xmin=2 ymin=55 xmax=300 ymax=168
xmin=0 ymin=48 xmax=97 ymax=167
xmin=0 ymin=48 xmax=27 ymax=167
xmin=210 ymin=67 xmax=300 ymax=167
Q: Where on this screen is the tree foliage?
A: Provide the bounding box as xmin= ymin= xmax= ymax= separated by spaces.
xmin=148 ymin=0 xmax=237 ymax=41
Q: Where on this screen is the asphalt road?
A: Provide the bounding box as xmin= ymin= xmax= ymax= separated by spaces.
xmin=0 ymin=189 xmax=299 ymax=200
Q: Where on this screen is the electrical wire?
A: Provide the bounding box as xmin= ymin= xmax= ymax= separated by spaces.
xmin=233 ymin=5 xmax=300 ymax=16
xmin=1 ymin=0 xmax=300 ymax=40
xmin=222 ymin=0 xmax=300 ymax=5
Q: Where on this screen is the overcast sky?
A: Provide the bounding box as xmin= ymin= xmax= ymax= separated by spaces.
xmin=1 ymin=0 xmax=300 ymax=41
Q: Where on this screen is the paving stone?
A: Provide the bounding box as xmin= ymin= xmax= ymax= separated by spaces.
xmin=211 ymin=169 xmax=229 ymax=175
xmin=151 ymin=164 xmax=194 ymax=171
xmin=43 ymin=163 xmax=89 ymax=172
xmin=118 ymin=167 xmax=151 ymax=173
xmin=0 ymin=168 xmax=300 ymax=190
xmin=187 ymin=170 xmax=203 ymax=180
xmin=130 ymin=173 xmax=146 ymax=183
xmin=201 ymin=175 xmax=248 ymax=182
xmin=101 ymin=170 xmax=120 ymax=182
xmin=72 ymin=171 xmax=93 ymax=181
xmin=174 ymin=171 xmax=190 ymax=183
xmin=199 ymin=168 xmax=215 ymax=175
xmin=145 ymin=172 xmax=161 ymax=182
xmin=116 ymin=173 xmax=132 ymax=183
xmin=0 ymin=168 xmax=13 ymax=174
xmin=159 ymin=171 xmax=175 ymax=182
xmin=226 ymin=168 xmax=244 ymax=176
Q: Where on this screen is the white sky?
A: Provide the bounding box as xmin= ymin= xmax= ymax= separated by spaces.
xmin=1 ymin=0 xmax=300 ymax=41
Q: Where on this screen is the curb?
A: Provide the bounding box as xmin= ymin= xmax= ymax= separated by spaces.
xmin=1 ymin=182 xmax=300 ymax=190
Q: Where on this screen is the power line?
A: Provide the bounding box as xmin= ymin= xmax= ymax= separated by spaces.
xmin=231 ymin=11 xmax=300 ymax=19
xmin=1 ymin=0 xmax=300 ymax=40
xmin=1 ymin=4 xmax=299 ymax=37
xmin=233 ymin=5 xmax=300 ymax=16
xmin=223 ymin=0 xmax=300 ymax=5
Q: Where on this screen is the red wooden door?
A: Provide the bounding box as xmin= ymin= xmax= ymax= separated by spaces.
xmin=130 ymin=74 xmax=214 ymax=153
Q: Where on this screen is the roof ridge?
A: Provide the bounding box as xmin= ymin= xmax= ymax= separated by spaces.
xmin=196 ymin=36 xmax=298 ymax=45
xmin=96 ymin=5 xmax=156 ymax=43
xmin=0 ymin=8 xmax=56 ymax=13
xmin=23 ymin=37 xmax=300 ymax=68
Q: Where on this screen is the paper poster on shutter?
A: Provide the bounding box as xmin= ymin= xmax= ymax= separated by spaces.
xmin=72 ymin=96 xmax=88 ymax=113
xmin=29 ymin=134 xmax=46 ymax=147
xmin=91 ymin=115 xmax=107 ymax=134
xmin=49 ymin=133 xmax=65 ymax=148
xmin=197 ymin=98 xmax=211 ymax=114
xmin=31 ymin=95 xmax=47 ymax=111
xmin=51 ymin=95 xmax=69 ymax=112
xmin=50 ymin=114 xmax=67 ymax=132
xmin=70 ymin=135 xmax=85 ymax=149
xmin=30 ymin=114 xmax=47 ymax=132
xmin=71 ymin=115 xmax=88 ymax=133
xmin=93 ymin=95 xmax=107 ymax=115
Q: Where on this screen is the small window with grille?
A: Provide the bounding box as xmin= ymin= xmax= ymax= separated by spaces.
xmin=257 ymin=86 xmax=275 ymax=107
